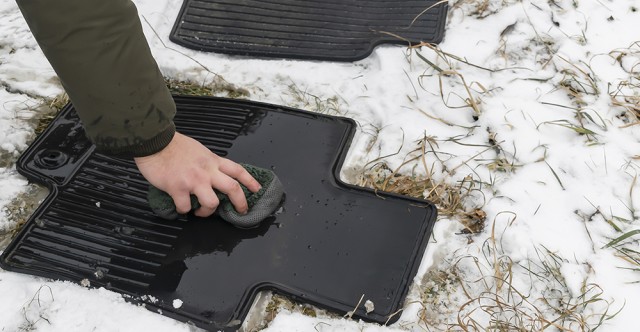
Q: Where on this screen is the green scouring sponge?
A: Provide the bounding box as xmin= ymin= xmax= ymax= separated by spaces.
xmin=147 ymin=164 xmax=284 ymax=228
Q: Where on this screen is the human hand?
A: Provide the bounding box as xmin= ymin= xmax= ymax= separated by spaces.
xmin=134 ymin=132 xmax=261 ymax=217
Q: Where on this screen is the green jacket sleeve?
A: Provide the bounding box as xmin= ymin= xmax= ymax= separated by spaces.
xmin=16 ymin=0 xmax=176 ymax=157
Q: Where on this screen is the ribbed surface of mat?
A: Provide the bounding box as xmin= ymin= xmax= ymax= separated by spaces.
xmin=10 ymin=153 xmax=180 ymax=293
xmin=4 ymin=101 xmax=255 ymax=295
xmin=170 ymin=0 xmax=448 ymax=61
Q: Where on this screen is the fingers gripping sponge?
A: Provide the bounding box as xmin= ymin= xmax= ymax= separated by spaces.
xmin=147 ymin=164 xmax=284 ymax=228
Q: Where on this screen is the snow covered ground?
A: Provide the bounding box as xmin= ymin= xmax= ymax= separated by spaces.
xmin=1 ymin=0 xmax=640 ymax=330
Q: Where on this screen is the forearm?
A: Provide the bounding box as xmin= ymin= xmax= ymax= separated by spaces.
xmin=17 ymin=0 xmax=175 ymax=157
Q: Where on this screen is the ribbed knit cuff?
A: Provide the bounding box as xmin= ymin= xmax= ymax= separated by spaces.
xmin=95 ymin=123 xmax=176 ymax=158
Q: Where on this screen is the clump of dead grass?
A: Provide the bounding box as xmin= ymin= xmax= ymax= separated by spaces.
xmin=354 ymin=133 xmax=488 ymax=234
xmin=166 ymin=78 xmax=249 ymax=99
xmin=450 ymin=0 xmax=515 ymax=19
xmin=359 ymin=162 xmax=486 ymax=234
xmin=286 ymin=82 xmax=345 ymax=116
xmin=610 ymin=81 xmax=640 ymax=126
xmin=264 ymin=294 xmax=319 ymax=320
xmin=608 ymin=42 xmax=640 ymax=126
xmin=537 ymin=59 xmax=606 ymax=143
xmin=419 ymin=218 xmax=621 ymax=331
xmin=255 ymin=294 xmax=335 ymax=331
xmin=408 ymin=42 xmax=487 ymax=118
xmin=553 ymin=56 xmax=600 ymax=108
xmin=0 ymin=184 xmax=48 ymax=245
xmin=36 ymin=93 xmax=68 ymax=134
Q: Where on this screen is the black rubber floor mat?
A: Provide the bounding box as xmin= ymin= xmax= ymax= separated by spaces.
xmin=169 ymin=0 xmax=448 ymax=61
xmin=1 ymin=96 xmax=436 ymax=331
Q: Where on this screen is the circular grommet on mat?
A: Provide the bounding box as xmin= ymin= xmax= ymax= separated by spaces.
xmin=35 ymin=149 xmax=69 ymax=169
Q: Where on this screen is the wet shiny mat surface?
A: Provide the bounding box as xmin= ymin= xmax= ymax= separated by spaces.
xmin=1 ymin=96 xmax=436 ymax=331
xmin=170 ymin=0 xmax=448 ymax=61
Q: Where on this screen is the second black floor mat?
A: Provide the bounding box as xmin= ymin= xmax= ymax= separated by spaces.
xmin=170 ymin=0 xmax=448 ymax=61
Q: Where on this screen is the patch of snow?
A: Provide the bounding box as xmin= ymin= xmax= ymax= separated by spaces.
xmin=1 ymin=0 xmax=639 ymax=330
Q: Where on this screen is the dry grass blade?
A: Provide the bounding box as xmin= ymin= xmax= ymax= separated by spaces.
xmin=545 ymin=161 xmax=566 ymax=190
xmin=438 ymin=70 xmax=483 ymax=115
xmin=18 ymin=285 xmax=54 ymax=331
xmin=603 ymin=230 xmax=640 ymax=249
xmin=612 ymin=246 xmax=640 ymax=274
xmin=408 ymin=0 xmax=449 ymax=28
xmin=537 ymin=119 xmax=598 ymax=142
